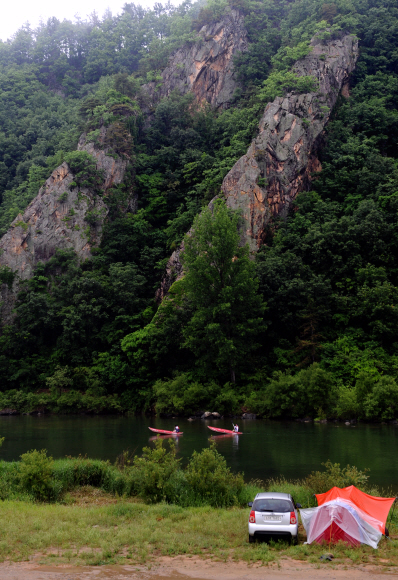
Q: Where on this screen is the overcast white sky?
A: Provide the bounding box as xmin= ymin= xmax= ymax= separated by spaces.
xmin=1 ymin=0 xmax=168 ymax=42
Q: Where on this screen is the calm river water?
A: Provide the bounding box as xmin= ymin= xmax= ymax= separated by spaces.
xmin=0 ymin=415 xmax=397 ymax=491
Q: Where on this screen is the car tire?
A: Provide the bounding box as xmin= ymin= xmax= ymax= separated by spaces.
xmin=249 ymin=534 xmax=256 ymax=543
xmin=291 ymin=535 xmax=298 ymax=545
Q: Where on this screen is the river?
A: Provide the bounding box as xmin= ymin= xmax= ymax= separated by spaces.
xmin=0 ymin=415 xmax=397 ymax=491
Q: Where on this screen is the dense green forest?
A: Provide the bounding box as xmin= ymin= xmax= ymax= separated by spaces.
xmin=0 ymin=0 xmax=398 ymax=421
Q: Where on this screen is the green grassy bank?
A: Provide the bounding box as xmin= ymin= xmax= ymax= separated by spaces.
xmin=0 ymin=441 xmax=397 ymax=568
xmin=1 ymin=489 xmax=398 ymax=568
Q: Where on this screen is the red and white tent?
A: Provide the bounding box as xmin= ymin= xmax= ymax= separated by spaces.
xmin=300 ymin=486 xmax=395 ymax=549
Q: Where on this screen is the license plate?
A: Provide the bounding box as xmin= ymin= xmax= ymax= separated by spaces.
xmin=263 ymin=515 xmax=282 ymax=521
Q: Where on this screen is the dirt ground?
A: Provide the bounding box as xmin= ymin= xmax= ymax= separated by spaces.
xmin=0 ymin=556 xmax=397 ymax=580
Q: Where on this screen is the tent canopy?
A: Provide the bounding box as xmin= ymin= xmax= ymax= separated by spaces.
xmin=315 ymin=486 xmax=395 ymax=533
xmin=300 ymin=498 xmax=384 ymax=549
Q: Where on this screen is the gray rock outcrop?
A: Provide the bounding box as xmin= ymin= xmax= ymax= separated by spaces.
xmin=0 ymin=130 xmax=127 ymax=282
xmin=0 ymin=127 xmax=128 ymax=321
xmin=142 ymin=9 xmax=247 ymax=110
xmin=223 ymin=32 xmax=359 ymax=250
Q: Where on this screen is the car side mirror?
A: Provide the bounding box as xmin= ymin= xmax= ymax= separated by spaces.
xmin=248 ymin=502 xmax=253 ymax=507
xmin=296 ymin=503 xmax=302 ymax=509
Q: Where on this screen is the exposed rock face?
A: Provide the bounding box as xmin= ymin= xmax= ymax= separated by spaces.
xmin=223 ymin=32 xmax=359 ymax=250
xmin=155 ymin=243 xmax=185 ymax=303
xmin=143 ymin=9 xmax=247 ymax=110
xmin=157 ymin=32 xmax=359 ymax=298
xmin=0 ymin=128 xmax=128 ymax=320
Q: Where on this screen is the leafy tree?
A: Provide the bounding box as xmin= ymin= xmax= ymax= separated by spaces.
xmin=181 ymin=200 xmax=266 ymax=383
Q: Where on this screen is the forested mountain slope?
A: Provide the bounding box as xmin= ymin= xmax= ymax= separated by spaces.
xmin=0 ymin=0 xmax=397 ymax=422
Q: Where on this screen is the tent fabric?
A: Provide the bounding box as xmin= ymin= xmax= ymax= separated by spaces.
xmin=300 ymin=499 xmax=383 ymax=549
xmin=315 ymin=486 xmax=395 ymax=533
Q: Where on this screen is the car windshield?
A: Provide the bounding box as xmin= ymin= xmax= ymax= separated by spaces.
xmin=253 ymin=498 xmax=294 ymax=513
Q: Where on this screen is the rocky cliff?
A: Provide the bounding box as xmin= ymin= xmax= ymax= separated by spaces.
xmin=223 ymin=32 xmax=358 ymax=250
xmin=143 ymin=9 xmax=247 ymax=110
xmin=0 ymin=127 xmax=128 ymax=319
xmin=156 ymin=32 xmax=359 ymax=299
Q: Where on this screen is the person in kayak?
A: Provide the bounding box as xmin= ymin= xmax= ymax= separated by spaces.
xmin=233 ymin=424 xmax=239 ymax=433
xmin=173 ymin=425 xmax=180 ymax=433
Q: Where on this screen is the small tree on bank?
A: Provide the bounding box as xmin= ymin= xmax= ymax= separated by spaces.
xmin=181 ymin=200 xmax=267 ymax=384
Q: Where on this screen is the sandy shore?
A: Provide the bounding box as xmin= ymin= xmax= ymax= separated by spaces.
xmin=0 ymin=556 xmax=397 ymax=580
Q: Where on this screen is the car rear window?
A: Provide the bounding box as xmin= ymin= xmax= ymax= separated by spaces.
xmin=253 ymin=498 xmax=294 ymax=513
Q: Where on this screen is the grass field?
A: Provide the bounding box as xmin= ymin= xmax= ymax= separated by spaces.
xmin=0 ymin=486 xmax=397 ymax=570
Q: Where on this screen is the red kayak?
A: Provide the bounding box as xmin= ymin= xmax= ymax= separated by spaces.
xmin=148 ymin=427 xmax=183 ymax=435
xmin=207 ymin=426 xmax=242 ymax=435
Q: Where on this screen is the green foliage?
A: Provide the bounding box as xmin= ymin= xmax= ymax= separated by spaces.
xmin=271 ymin=42 xmax=312 ymax=71
xmin=258 ymin=71 xmax=318 ymax=104
xmin=182 ymin=200 xmax=267 ymax=383
xmin=131 ymin=438 xmax=181 ymax=503
xmin=245 ymin=363 xmax=336 ymax=418
xmin=193 ymin=0 xmax=229 ymax=30
xmin=64 ymin=151 xmax=105 ymax=194
xmin=153 ymin=373 xmax=241 ymax=416
xmin=362 ymin=376 xmax=398 ymax=421
xmin=0 ymin=265 xmax=16 ymax=288
xmin=305 ymin=460 xmax=370 ymax=494
xmin=184 ymin=444 xmax=245 ymax=507
xmin=18 ymin=449 xmax=55 ymax=501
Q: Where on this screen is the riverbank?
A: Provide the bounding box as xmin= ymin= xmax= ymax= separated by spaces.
xmin=0 ymin=489 xmax=397 ymax=572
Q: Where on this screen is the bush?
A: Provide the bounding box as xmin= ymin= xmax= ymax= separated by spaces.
xmin=19 ymin=449 xmax=56 ymax=501
xmin=305 ymin=460 xmax=369 ymax=494
xmin=130 ymin=438 xmax=181 ymax=503
xmin=185 ymin=444 xmax=244 ymax=507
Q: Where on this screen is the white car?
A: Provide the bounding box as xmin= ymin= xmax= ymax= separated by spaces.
xmin=248 ymin=492 xmax=301 ymax=544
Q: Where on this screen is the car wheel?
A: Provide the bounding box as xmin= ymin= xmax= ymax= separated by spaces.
xmin=291 ymin=535 xmax=298 ymax=545
xmin=249 ymin=534 xmax=255 ymax=543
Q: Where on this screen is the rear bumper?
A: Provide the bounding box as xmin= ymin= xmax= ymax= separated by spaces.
xmin=248 ymin=523 xmax=298 ymax=538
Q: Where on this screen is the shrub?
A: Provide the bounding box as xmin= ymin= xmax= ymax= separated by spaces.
xmin=305 ymin=460 xmax=369 ymax=494
xmin=185 ymin=444 xmax=244 ymax=507
xmin=130 ymin=438 xmax=181 ymax=503
xmin=19 ymin=449 xmax=55 ymax=501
